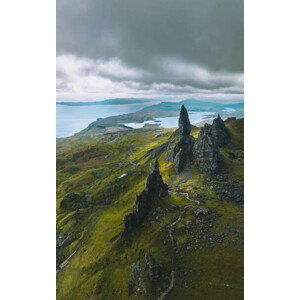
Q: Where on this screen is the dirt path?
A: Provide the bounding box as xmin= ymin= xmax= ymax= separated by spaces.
xmin=158 ymin=271 xmax=175 ymax=300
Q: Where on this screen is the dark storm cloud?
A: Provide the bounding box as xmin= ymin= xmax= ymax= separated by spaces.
xmin=57 ymin=0 xmax=243 ymax=100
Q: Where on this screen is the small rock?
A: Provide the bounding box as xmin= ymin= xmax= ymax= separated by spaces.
xmin=195 ymin=208 xmax=209 ymax=217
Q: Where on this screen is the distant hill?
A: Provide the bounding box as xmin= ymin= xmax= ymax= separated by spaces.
xmin=75 ymin=99 xmax=244 ymax=136
xmin=56 ymin=98 xmax=158 ymax=106
xmin=142 ymin=99 xmax=243 ymax=112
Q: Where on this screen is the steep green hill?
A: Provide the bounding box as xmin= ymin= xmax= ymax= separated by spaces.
xmin=56 ymin=118 xmax=244 ymax=299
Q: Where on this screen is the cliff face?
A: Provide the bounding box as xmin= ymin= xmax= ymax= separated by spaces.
xmin=123 ymin=160 xmax=168 ymax=233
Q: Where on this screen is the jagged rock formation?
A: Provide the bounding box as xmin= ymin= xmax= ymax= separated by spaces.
xmin=193 ymin=123 xmax=222 ymax=174
xmin=123 ymin=160 xmax=168 ymax=233
xmin=173 ymin=135 xmax=195 ymax=173
xmin=178 ymin=105 xmax=191 ymax=135
xmin=193 ymin=115 xmax=230 ymax=174
xmin=172 ymin=105 xmax=195 ymax=174
xmin=171 ymin=108 xmax=231 ymax=174
xmin=210 ymin=114 xmax=231 ymax=148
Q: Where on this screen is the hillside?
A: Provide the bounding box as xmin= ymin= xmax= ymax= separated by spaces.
xmin=56 ymin=111 xmax=244 ymax=299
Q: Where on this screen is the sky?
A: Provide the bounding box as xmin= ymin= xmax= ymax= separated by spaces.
xmin=57 ymin=0 xmax=244 ymax=102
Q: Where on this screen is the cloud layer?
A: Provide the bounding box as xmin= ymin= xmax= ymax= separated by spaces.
xmin=57 ymin=0 xmax=243 ymax=101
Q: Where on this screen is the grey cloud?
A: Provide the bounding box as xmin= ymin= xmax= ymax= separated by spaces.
xmin=57 ymin=0 xmax=243 ymax=100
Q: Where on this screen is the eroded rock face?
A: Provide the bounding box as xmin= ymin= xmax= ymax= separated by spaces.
xmin=178 ymin=105 xmax=191 ymax=136
xmin=123 ymin=160 xmax=168 ymax=233
xmin=193 ymin=140 xmax=221 ymax=174
xmin=145 ymin=160 xmax=169 ymax=198
xmin=193 ymin=124 xmax=222 ymax=174
xmin=172 ymin=106 xmax=195 ymax=174
xmin=211 ymin=114 xmax=231 ymax=148
xmin=192 ymin=115 xmax=230 ymax=174
xmin=173 ymin=135 xmax=195 ymax=174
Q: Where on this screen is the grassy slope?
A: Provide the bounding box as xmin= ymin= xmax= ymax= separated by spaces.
xmin=56 ymin=119 xmax=244 ymax=299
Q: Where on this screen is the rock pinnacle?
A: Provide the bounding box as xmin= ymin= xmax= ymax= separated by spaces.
xmin=178 ymin=105 xmax=191 ymax=135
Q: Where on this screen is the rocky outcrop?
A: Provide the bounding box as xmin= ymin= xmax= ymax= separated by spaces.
xmin=193 ymin=123 xmax=222 ymax=174
xmin=173 ymin=135 xmax=195 ymax=173
xmin=210 ymin=114 xmax=231 ymax=148
xmin=123 ymin=160 xmax=168 ymax=233
xmin=193 ymin=114 xmax=231 ymax=174
xmin=178 ymin=105 xmax=191 ymax=135
xmin=128 ymin=253 xmax=163 ymax=297
xmin=172 ymin=105 xmax=195 ymax=174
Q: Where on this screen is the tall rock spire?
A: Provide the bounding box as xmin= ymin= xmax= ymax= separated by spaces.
xmin=172 ymin=105 xmax=195 ymax=174
xmin=178 ymin=105 xmax=191 ymax=135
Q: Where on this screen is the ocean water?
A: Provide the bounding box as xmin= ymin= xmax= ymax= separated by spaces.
xmin=56 ymin=102 xmax=157 ymax=138
xmin=124 ymin=111 xmax=215 ymax=129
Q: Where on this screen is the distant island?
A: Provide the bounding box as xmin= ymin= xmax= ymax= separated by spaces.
xmin=56 ymin=98 xmax=158 ymax=106
xmin=75 ymin=99 xmax=244 ymax=136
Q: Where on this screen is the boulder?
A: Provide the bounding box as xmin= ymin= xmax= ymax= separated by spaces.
xmin=195 ymin=208 xmax=209 ymax=217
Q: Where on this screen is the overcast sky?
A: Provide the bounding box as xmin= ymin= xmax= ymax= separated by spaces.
xmin=57 ymin=0 xmax=243 ymax=102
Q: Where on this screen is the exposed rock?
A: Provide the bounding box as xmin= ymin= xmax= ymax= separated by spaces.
xmin=193 ymin=124 xmax=222 ymax=174
xmin=128 ymin=253 xmax=163 ymax=297
xmin=195 ymin=207 xmax=209 ymax=217
xmin=211 ymin=181 xmax=244 ymax=204
xmin=192 ymin=115 xmax=230 ymax=174
xmin=178 ymin=105 xmax=191 ymax=136
xmin=186 ymin=221 xmax=193 ymax=230
xmin=123 ymin=160 xmax=168 ymax=233
xmin=211 ymin=114 xmax=231 ymax=148
xmin=56 ymin=233 xmax=68 ymax=248
xmin=172 ymin=106 xmax=195 ymax=173
xmin=145 ymin=160 xmax=169 ymax=198
xmin=143 ymin=142 xmax=169 ymax=163
xmin=173 ymin=135 xmax=195 ymax=174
